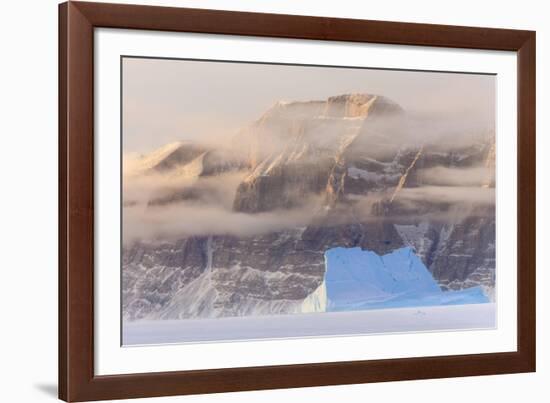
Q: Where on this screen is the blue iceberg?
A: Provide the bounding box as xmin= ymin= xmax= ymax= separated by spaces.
xmin=324 ymin=246 xmax=489 ymax=312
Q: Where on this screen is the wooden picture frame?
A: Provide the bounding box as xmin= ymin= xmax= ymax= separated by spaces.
xmin=59 ymin=1 xmax=536 ymax=401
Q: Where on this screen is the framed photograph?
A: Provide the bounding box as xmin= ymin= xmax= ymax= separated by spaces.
xmin=59 ymin=1 xmax=536 ymax=401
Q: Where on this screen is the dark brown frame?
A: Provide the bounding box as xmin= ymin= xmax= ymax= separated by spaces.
xmin=59 ymin=1 xmax=536 ymax=401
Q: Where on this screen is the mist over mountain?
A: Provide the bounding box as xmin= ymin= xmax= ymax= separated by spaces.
xmin=122 ymin=93 xmax=495 ymax=321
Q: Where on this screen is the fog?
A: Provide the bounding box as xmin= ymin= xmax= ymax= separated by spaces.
xmin=123 ymin=167 xmax=245 ymax=209
xmin=123 ymin=198 xmax=324 ymax=242
xmin=123 ymin=166 xmax=494 ymax=243
xmin=123 ymin=57 xmax=495 ymax=154
xmin=418 ymin=166 xmax=495 ymax=187
xmin=122 ymin=57 xmax=495 ymax=243
xmin=398 ymin=186 xmax=495 ymax=206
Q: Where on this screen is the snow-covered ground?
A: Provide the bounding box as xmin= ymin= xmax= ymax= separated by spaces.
xmin=123 ymin=303 xmax=496 ymax=345
xmin=124 ymin=246 xmax=494 ymax=345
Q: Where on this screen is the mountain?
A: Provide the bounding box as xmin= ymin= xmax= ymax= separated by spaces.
xmin=233 ymin=94 xmax=405 ymax=212
xmin=122 ymin=93 xmax=495 ymax=321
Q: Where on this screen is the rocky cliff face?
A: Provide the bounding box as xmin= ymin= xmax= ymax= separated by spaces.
xmin=122 ymin=93 xmax=495 ymax=321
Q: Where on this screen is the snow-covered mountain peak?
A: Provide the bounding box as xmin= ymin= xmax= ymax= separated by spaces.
xmin=126 ymin=141 xmax=208 ymax=175
xmin=257 ymin=93 xmax=403 ymax=125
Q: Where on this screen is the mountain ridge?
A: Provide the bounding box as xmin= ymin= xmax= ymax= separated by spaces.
xmin=122 ymin=93 xmax=495 ymax=321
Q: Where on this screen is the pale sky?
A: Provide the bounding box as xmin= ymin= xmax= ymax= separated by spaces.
xmin=122 ymin=57 xmax=495 ymax=154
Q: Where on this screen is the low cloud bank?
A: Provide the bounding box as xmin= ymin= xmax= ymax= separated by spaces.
xmin=418 ymin=166 xmax=494 ymax=187
xmin=123 ymin=202 xmax=322 ymax=243
xmin=399 ymin=186 xmax=495 ymax=205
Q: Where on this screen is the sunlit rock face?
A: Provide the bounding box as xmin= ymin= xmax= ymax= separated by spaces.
xmin=122 ymin=93 xmax=495 ymax=321
xmin=232 ymin=94 xmax=405 ymax=213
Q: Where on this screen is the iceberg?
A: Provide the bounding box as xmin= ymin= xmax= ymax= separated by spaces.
xmin=324 ymin=246 xmax=489 ymax=312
